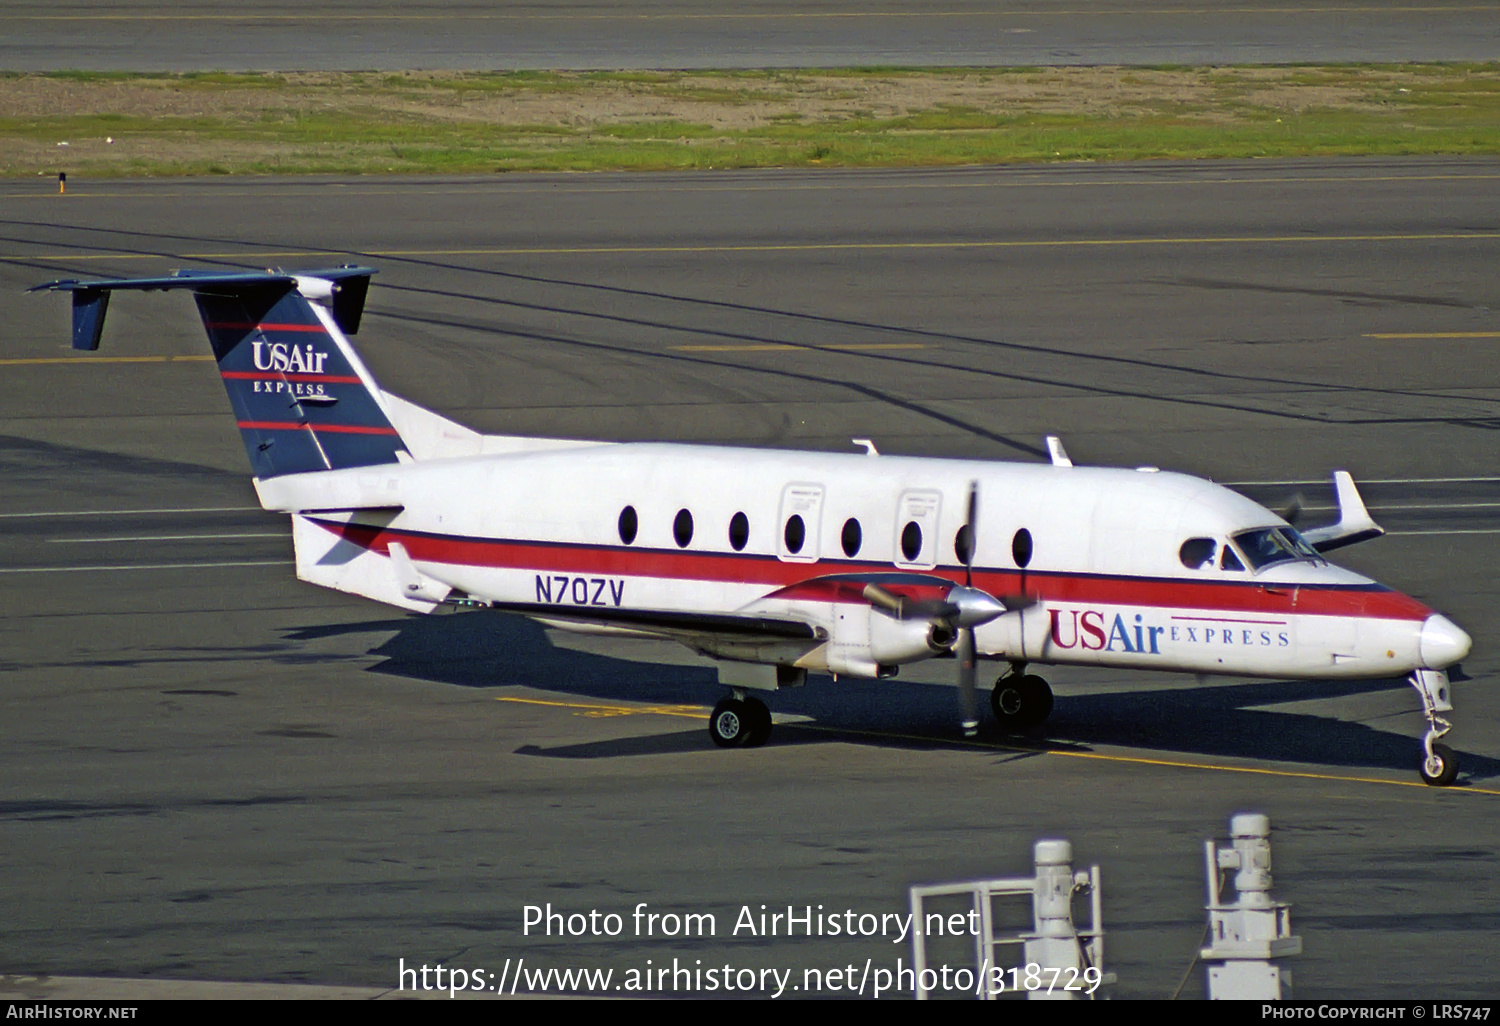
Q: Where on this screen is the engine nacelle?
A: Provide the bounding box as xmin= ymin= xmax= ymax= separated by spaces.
xmin=870 ymin=612 xmax=955 ymax=664
xmin=818 ymin=607 xmax=958 ymax=679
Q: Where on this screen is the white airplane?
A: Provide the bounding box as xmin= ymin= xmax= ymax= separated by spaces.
xmin=33 ymin=267 xmax=1474 ymax=785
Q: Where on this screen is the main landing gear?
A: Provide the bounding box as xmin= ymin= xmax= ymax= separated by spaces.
xmin=990 ymin=667 xmax=1053 ymax=733
xmin=1411 ymin=668 xmax=1459 ymax=787
xmin=709 ymin=691 xmax=772 ymax=748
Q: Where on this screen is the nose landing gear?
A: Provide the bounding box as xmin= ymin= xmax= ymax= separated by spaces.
xmin=1410 ymin=668 xmax=1458 ymax=787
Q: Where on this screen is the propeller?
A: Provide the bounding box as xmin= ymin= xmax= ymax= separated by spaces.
xmin=956 ymin=480 xmax=981 ymax=736
xmin=863 ymin=480 xmax=1034 ymax=738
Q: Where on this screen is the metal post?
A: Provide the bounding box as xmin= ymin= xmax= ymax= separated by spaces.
xmin=1201 ymin=813 xmax=1302 ymax=1000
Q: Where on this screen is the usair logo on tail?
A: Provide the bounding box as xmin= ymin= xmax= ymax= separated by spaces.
xmin=252 ymin=341 xmax=330 ymax=374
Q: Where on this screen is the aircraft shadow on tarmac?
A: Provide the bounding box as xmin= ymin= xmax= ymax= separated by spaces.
xmin=286 ymin=608 xmax=1500 ymax=782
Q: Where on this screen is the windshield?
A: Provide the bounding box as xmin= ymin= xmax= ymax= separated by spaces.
xmin=1232 ymin=527 xmax=1321 ymax=570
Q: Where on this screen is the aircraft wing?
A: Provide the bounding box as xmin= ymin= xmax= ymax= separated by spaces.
xmin=1300 ymin=471 xmax=1386 ymax=553
xmin=481 ymin=601 xmax=821 ymax=641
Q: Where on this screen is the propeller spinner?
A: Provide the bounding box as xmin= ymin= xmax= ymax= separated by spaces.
xmin=863 ymin=480 xmax=1037 ymax=737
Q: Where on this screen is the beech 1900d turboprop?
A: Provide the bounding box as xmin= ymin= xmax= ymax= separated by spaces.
xmin=33 ymin=267 xmax=1476 ymax=784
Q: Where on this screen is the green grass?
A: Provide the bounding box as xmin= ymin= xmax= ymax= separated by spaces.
xmin=6 ymin=65 xmax=1500 ymax=177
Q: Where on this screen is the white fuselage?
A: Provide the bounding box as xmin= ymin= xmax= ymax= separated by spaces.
xmin=288 ymin=443 xmax=1457 ymax=684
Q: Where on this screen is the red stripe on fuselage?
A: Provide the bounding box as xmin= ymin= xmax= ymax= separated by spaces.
xmin=237 ymin=421 xmax=399 ymax=435
xmin=309 ymin=520 xmax=1434 ymax=622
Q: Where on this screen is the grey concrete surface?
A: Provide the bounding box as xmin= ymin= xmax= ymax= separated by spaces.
xmin=1 ymin=1 xmax=1496 ymax=72
xmin=1 ymin=161 xmax=1497 ymax=999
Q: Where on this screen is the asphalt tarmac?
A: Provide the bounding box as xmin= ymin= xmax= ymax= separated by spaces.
xmin=1 ymin=160 xmax=1497 ymax=999
xmin=2 ymin=0 xmax=1497 ymax=72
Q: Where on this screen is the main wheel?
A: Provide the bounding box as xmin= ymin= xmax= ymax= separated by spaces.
xmin=709 ymin=698 xmax=751 ymax=748
xmin=1419 ymin=742 xmax=1459 ymax=786
xmin=990 ymin=674 xmax=1054 ymax=732
xmin=743 ymin=697 xmax=773 ymax=748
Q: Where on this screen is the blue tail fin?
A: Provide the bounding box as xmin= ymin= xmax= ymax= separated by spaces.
xmin=31 ymin=267 xmax=407 ymax=478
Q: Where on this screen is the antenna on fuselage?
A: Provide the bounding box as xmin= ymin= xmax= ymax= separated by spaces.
xmin=1046 ymin=436 xmax=1073 ymax=467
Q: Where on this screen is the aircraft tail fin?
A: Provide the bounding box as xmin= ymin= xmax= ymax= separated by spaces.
xmin=31 ymin=267 xmax=407 ymax=479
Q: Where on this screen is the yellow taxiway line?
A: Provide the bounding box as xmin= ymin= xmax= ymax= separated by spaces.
xmin=671 ymin=343 xmax=926 ymax=352
xmin=1363 ymin=331 xmax=1500 ymax=339
xmin=496 ymin=694 xmax=1500 ymax=796
xmin=7 ymin=231 xmax=1500 ymax=266
xmin=0 ymin=354 xmax=212 ymax=366
xmin=8 ymin=6 xmax=1493 ymax=21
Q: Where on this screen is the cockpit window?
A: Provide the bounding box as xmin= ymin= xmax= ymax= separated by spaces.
xmin=1232 ymin=527 xmax=1320 ymax=570
xmin=1179 ymin=537 xmax=1217 ymax=570
xmin=1220 ymin=544 xmax=1245 ymax=572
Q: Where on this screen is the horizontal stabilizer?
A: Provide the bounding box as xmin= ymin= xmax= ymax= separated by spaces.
xmin=31 ymin=266 xmax=378 ymax=347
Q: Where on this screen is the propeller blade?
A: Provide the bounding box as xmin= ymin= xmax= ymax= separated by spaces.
xmin=862 ymin=583 xmax=905 ymax=617
xmin=957 ymin=626 xmax=978 ymax=737
xmin=1000 ymin=593 xmax=1040 ymax=612
xmin=1278 ymin=494 xmax=1305 ymax=527
xmin=963 ymin=479 xmax=979 ymax=588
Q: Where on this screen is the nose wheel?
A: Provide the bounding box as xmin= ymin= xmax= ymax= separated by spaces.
xmin=709 ymin=694 xmax=772 ymax=748
xmin=1411 ymin=668 xmax=1459 ymax=787
xmin=1420 ymin=742 xmax=1459 ymax=787
xmin=990 ymin=672 xmax=1053 ymax=732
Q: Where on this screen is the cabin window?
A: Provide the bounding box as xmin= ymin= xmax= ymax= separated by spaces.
xmin=1012 ymin=528 xmax=1033 ymax=569
xmin=954 ymin=524 xmax=974 ymax=565
xmin=783 ymin=514 xmax=806 ymax=554
xmin=841 ymin=517 xmax=862 ymax=558
xmin=673 ymin=508 xmax=694 ymax=548
xmin=1220 ymin=544 xmax=1245 ymax=572
xmin=729 ymin=511 xmax=749 ymax=552
xmin=1179 ymin=537 xmax=1216 ymax=569
xmin=618 ymin=506 xmax=638 ymax=545
xmin=900 ymin=521 xmax=923 ymax=563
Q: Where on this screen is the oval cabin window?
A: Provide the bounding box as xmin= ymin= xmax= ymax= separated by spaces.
xmin=901 ymin=521 xmax=923 ymax=563
xmin=618 ymin=506 xmax=638 ymax=545
xmin=783 ymin=514 xmax=806 ymax=554
xmin=673 ymin=508 xmax=694 ymax=548
xmin=1012 ymin=528 xmax=1033 ymax=569
xmin=841 ymin=517 xmax=862 ymax=558
xmin=729 ymin=511 xmax=749 ymax=552
xmin=954 ymin=524 xmax=974 ymax=565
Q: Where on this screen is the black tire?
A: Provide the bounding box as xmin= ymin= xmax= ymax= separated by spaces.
xmin=743 ymin=697 xmax=773 ymax=748
xmin=990 ymin=674 xmax=1053 ymax=732
xmin=1419 ymin=742 xmax=1459 ymax=786
xmin=709 ymin=698 xmax=750 ymax=748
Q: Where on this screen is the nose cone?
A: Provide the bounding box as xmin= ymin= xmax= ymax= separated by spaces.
xmin=1420 ymin=614 xmax=1472 ymax=669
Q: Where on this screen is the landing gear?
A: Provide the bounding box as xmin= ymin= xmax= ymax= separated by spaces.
xmin=1410 ymin=668 xmax=1458 ymax=787
xmin=709 ymin=694 xmax=772 ymax=748
xmin=1420 ymin=742 xmax=1459 ymax=788
xmin=990 ymin=671 xmax=1053 ymax=732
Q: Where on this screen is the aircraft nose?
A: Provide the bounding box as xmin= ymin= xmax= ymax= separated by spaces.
xmin=1420 ymin=614 xmax=1472 ymax=668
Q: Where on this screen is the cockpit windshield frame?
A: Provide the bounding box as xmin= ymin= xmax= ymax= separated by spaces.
xmin=1231 ymin=526 xmax=1324 ymax=572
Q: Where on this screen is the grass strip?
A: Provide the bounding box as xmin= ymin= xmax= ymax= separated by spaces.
xmin=4 ymin=65 xmax=1499 ymax=177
